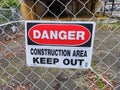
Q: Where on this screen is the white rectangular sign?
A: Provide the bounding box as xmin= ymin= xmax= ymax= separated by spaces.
xmin=25 ymin=21 xmax=96 ymax=69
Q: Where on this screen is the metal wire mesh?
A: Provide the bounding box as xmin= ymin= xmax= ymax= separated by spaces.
xmin=0 ymin=0 xmax=120 ymax=90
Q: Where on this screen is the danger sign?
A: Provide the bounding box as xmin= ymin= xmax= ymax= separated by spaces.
xmin=25 ymin=21 xmax=96 ymax=69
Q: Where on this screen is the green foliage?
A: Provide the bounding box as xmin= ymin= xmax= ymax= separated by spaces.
xmin=0 ymin=0 xmax=19 ymax=8
xmin=96 ymin=75 xmax=104 ymax=90
xmin=0 ymin=0 xmax=4 ymax=7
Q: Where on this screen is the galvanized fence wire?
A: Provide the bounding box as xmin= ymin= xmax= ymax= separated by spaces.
xmin=0 ymin=0 xmax=120 ymax=90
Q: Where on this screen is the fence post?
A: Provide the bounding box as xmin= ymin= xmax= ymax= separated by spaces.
xmin=20 ymin=0 xmax=36 ymax=20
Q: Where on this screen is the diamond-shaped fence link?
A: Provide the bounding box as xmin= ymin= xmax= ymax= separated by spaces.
xmin=0 ymin=0 xmax=120 ymax=90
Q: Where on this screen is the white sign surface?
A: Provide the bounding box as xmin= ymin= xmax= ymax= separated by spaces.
xmin=25 ymin=21 xmax=96 ymax=69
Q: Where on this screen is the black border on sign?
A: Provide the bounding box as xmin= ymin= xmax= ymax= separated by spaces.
xmin=26 ymin=22 xmax=93 ymax=47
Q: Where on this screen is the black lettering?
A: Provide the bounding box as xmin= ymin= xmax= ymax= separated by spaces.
xmin=33 ymin=57 xmax=39 ymax=64
xmin=78 ymin=59 xmax=84 ymax=65
xmin=34 ymin=48 xmax=37 ymax=55
xmin=48 ymin=49 xmax=52 ymax=56
xmin=62 ymin=50 xmax=64 ymax=56
xmin=80 ymin=50 xmax=84 ymax=56
xmin=72 ymin=50 xmax=87 ymax=57
xmin=54 ymin=50 xmax=58 ymax=56
xmin=33 ymin=57 xmax=59 ymax=65
xmin=47 ymin=58 xmax=52 ymax=64
xmin=72 ymin=50 xmax=76 ymax=56
xmin=40 ymin=57 xmax=46 ymax=64
xmin=63 ymin=59 xmax=70 ymax=65
xmin=71 ymin=59 xmax=77 ymax=65
xmin=44 ymin=49 xmax=48 ymax=55
xmin=37 ymin=49 xmax=43 ymax=55
xmin=30 ymin=48 xmax=72 ymax=56
xmin=30 ymin=48 xmax=34 ymax=55
xmin=84 ymin=51 xmax=87 ymax=57
xmin=53 ymin=58 xmax=59 ymax=64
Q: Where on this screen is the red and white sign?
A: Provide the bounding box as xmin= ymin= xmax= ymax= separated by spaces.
xmin=25 ymin=21 xmax=96 ymax=69
xmin=28 ymin=24 xmax=91 ymax=46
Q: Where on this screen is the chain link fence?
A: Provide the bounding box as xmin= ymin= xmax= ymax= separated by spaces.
xmin=0 ymin=0 xmax=120 ymax=90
